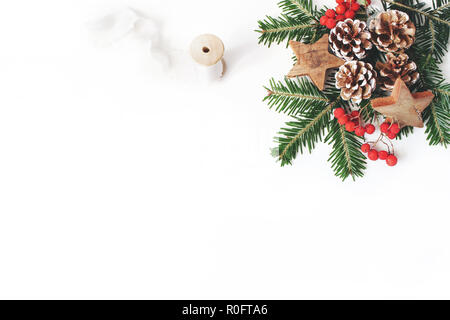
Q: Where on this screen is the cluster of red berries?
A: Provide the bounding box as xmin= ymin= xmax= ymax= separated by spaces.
xmin=334 ymin=107 xmax=399 ymax=166
xmin=361 ymin=144 xmax=398 ymax=166
xmin=333 ymin=107 xmax=374 ymax=137
xmin=379 ymin=121 xmax=400 ymax=140
xmin=319 ymin=0 xmax=364 ymax=29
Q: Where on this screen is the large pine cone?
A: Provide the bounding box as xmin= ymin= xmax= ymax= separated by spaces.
xmin=376 ymin=53 xmax=419 ymax=91
xmin=336 ymin=61 xmax=377 ymax=103
xmin=369 ymin=10 xmax=416 ymax=53
xmin=329 ymin=19 xmax=372 ymax=61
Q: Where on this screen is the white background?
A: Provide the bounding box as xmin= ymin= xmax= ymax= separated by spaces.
xmin=0 ymin=0 xmax=449 ymax=299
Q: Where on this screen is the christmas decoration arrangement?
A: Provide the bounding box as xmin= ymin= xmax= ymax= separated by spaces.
xmin=257 ymin=0 xmax=449 ymax=180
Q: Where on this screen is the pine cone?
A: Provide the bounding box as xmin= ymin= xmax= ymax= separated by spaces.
xmin=376 ymin=53 xmax=419 ymax=91
xmin=329 ymin=19 xmax=373 ymax=61
xmin=369 ymin=10 xmax=416 ymax=53
xmin=335 ymin=61 xmax=377 ymax=103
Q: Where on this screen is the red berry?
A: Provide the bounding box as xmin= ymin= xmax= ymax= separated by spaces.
xmin=345 ymin=10 xmax=356 ymax=19
xmin=386 ymin=155 xmax=398 ymax=166
xmin=333 ymin=107 xmax=345 ymax=118
xmin=351 ymin=2 xmax=360 ymax=11
xmin=338 ymin=115 xmax=349 ymax=125
xmin=336 ymin=0 xmax=345 ymax=4
xmin=345 ymin=2 xmax=351 ymax=9
xmin=390 ymin=123 xmax=400 ymax=134
xmin=326 ymin=9 xmax=336 ymax=18
xmin=345 ymin=121 xmax=356 ymax=132
xmin=350 ymin=110 xmax=360 ymax=118
xmin=336 ymin=14 xmax=345 ymax=21
xmin=355 ymin=126 xmax=366 ymax=136
xmin=336 ymin=4 xmax=346 ymax=15
xmin=326 ymin=18 xmax=337 ymax=29
xmin=361 ymin=143 xmax=370 ymax=153
xmin=368 ymin=149 xmax=379 ymax=161
xmin=320 ymin=15 xmax=328 ymax=26
xmin=380 ymin=122 xmax=390 ymax=133
xmin=379 ymin=150 xmax=388 ymax=160
xmin=365 ymin=124 xmax=375 ymax=134
xmin=387 ymin=130 xmax=397 ymax=140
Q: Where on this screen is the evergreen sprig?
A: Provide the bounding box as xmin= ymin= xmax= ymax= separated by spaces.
xmin=256 ymin=0 xmax=325 ymax=47
xmin=325 ymin=120 xmax=367 ymax=181
xmin=425 ymin=83 xmax=450 ymax=146
xmin=272 ymin=100 xmax=334 ymax=165
xmin=264 ymin=77 xmax=329 ymax=116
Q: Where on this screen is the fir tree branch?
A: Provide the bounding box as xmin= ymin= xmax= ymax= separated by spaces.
xmin=339 ymin=126 xmax=353 ymax=176
xmin=424 ymin=83 xmax=450 ymax=146
xmin=325 ymin=120 xmax=367 ymax=181
xmin=256 ymin=0 xmax=325 ymax=47
xmin=433 ymin=1 xmax=450 ymax=13
xmin=427 ymin=20 xmax=436 ymax=63
xmin=273 ymin=101 xmax=336 ymax=165
xmin=436 ymin=87 xmax=450 ymax=96
xmin=256 ymin=15 xmax=321 ymax=47
xmin=259 ymin=24 xmax=316 ymax=34
xmin=264 ymin=77 xmax=329 ymax=116
xmin=383 ymin=0 xmax=450 ymax=26
xmin=280 ymin=0 xmax=317 ymax=21
xmin=428 ymin=102 xmax=447 ymax=145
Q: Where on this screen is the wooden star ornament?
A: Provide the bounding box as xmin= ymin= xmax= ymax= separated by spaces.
xmin=287 ymin=34 xmax=345 ymax=90
xmin=371 ymin=78 xmax=435 ymax=128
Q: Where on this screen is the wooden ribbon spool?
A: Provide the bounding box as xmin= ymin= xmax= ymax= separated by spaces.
xmin=190 ymin=34 xmax=225 ymax=77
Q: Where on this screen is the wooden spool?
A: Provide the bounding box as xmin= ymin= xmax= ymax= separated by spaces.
xmin=190 ymin=34 xmax=225 ymax=67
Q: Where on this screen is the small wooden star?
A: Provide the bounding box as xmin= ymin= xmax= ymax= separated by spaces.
xmin=287 ymin=34 xmax=345 ymax=90
xmin=371 ymin=78 xmax=435 ymax=128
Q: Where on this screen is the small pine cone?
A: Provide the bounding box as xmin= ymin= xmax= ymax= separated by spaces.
xmin=336 ymin=61 xmax=377 ymax=103
xmin=376 ymin=53 xmax=419 ymax=91
xmin=329 ymin=19 xmax=373 ymax=61
xmin=369 ymin=10 xmax=416 ymax=53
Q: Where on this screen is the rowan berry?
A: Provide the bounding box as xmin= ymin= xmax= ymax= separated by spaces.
xmin=351 ymin=2 xmax=360 ymax=11
xmin=326 ymin=18 xmax=337 ymax=29
xmin=336 ymin=4 xmax=346 ymax=15
xmin=355 ymin=126 xmax=366 ymax=136
xmin=345 ymin=121 xmax=356 ymax=132
xmin=361 ymin=143 xmax=370 ymax=153
xmin=326 ymin=9 xmax=336 ymax=18
xmin=380 ymin=122 xmax=390 ymax=133
xmin=333 ymin=107 xmax=345 ymax=118
xmin=345 ymin=10 xmax=355 ymax=19
xmin=390 ymin=123 xmax=400 ymax=134
xmin=386 ymin=155 xmax=398 ymax=166
xmin=378 ymin=150 xmax=388 ymax=160
xmin=338 ymin=115 xmax=349 ymax=125
xmin=365 ymin=124 xmax=375 ymax=134
xmin=368 ymin=149 xmax=379 ymax=161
